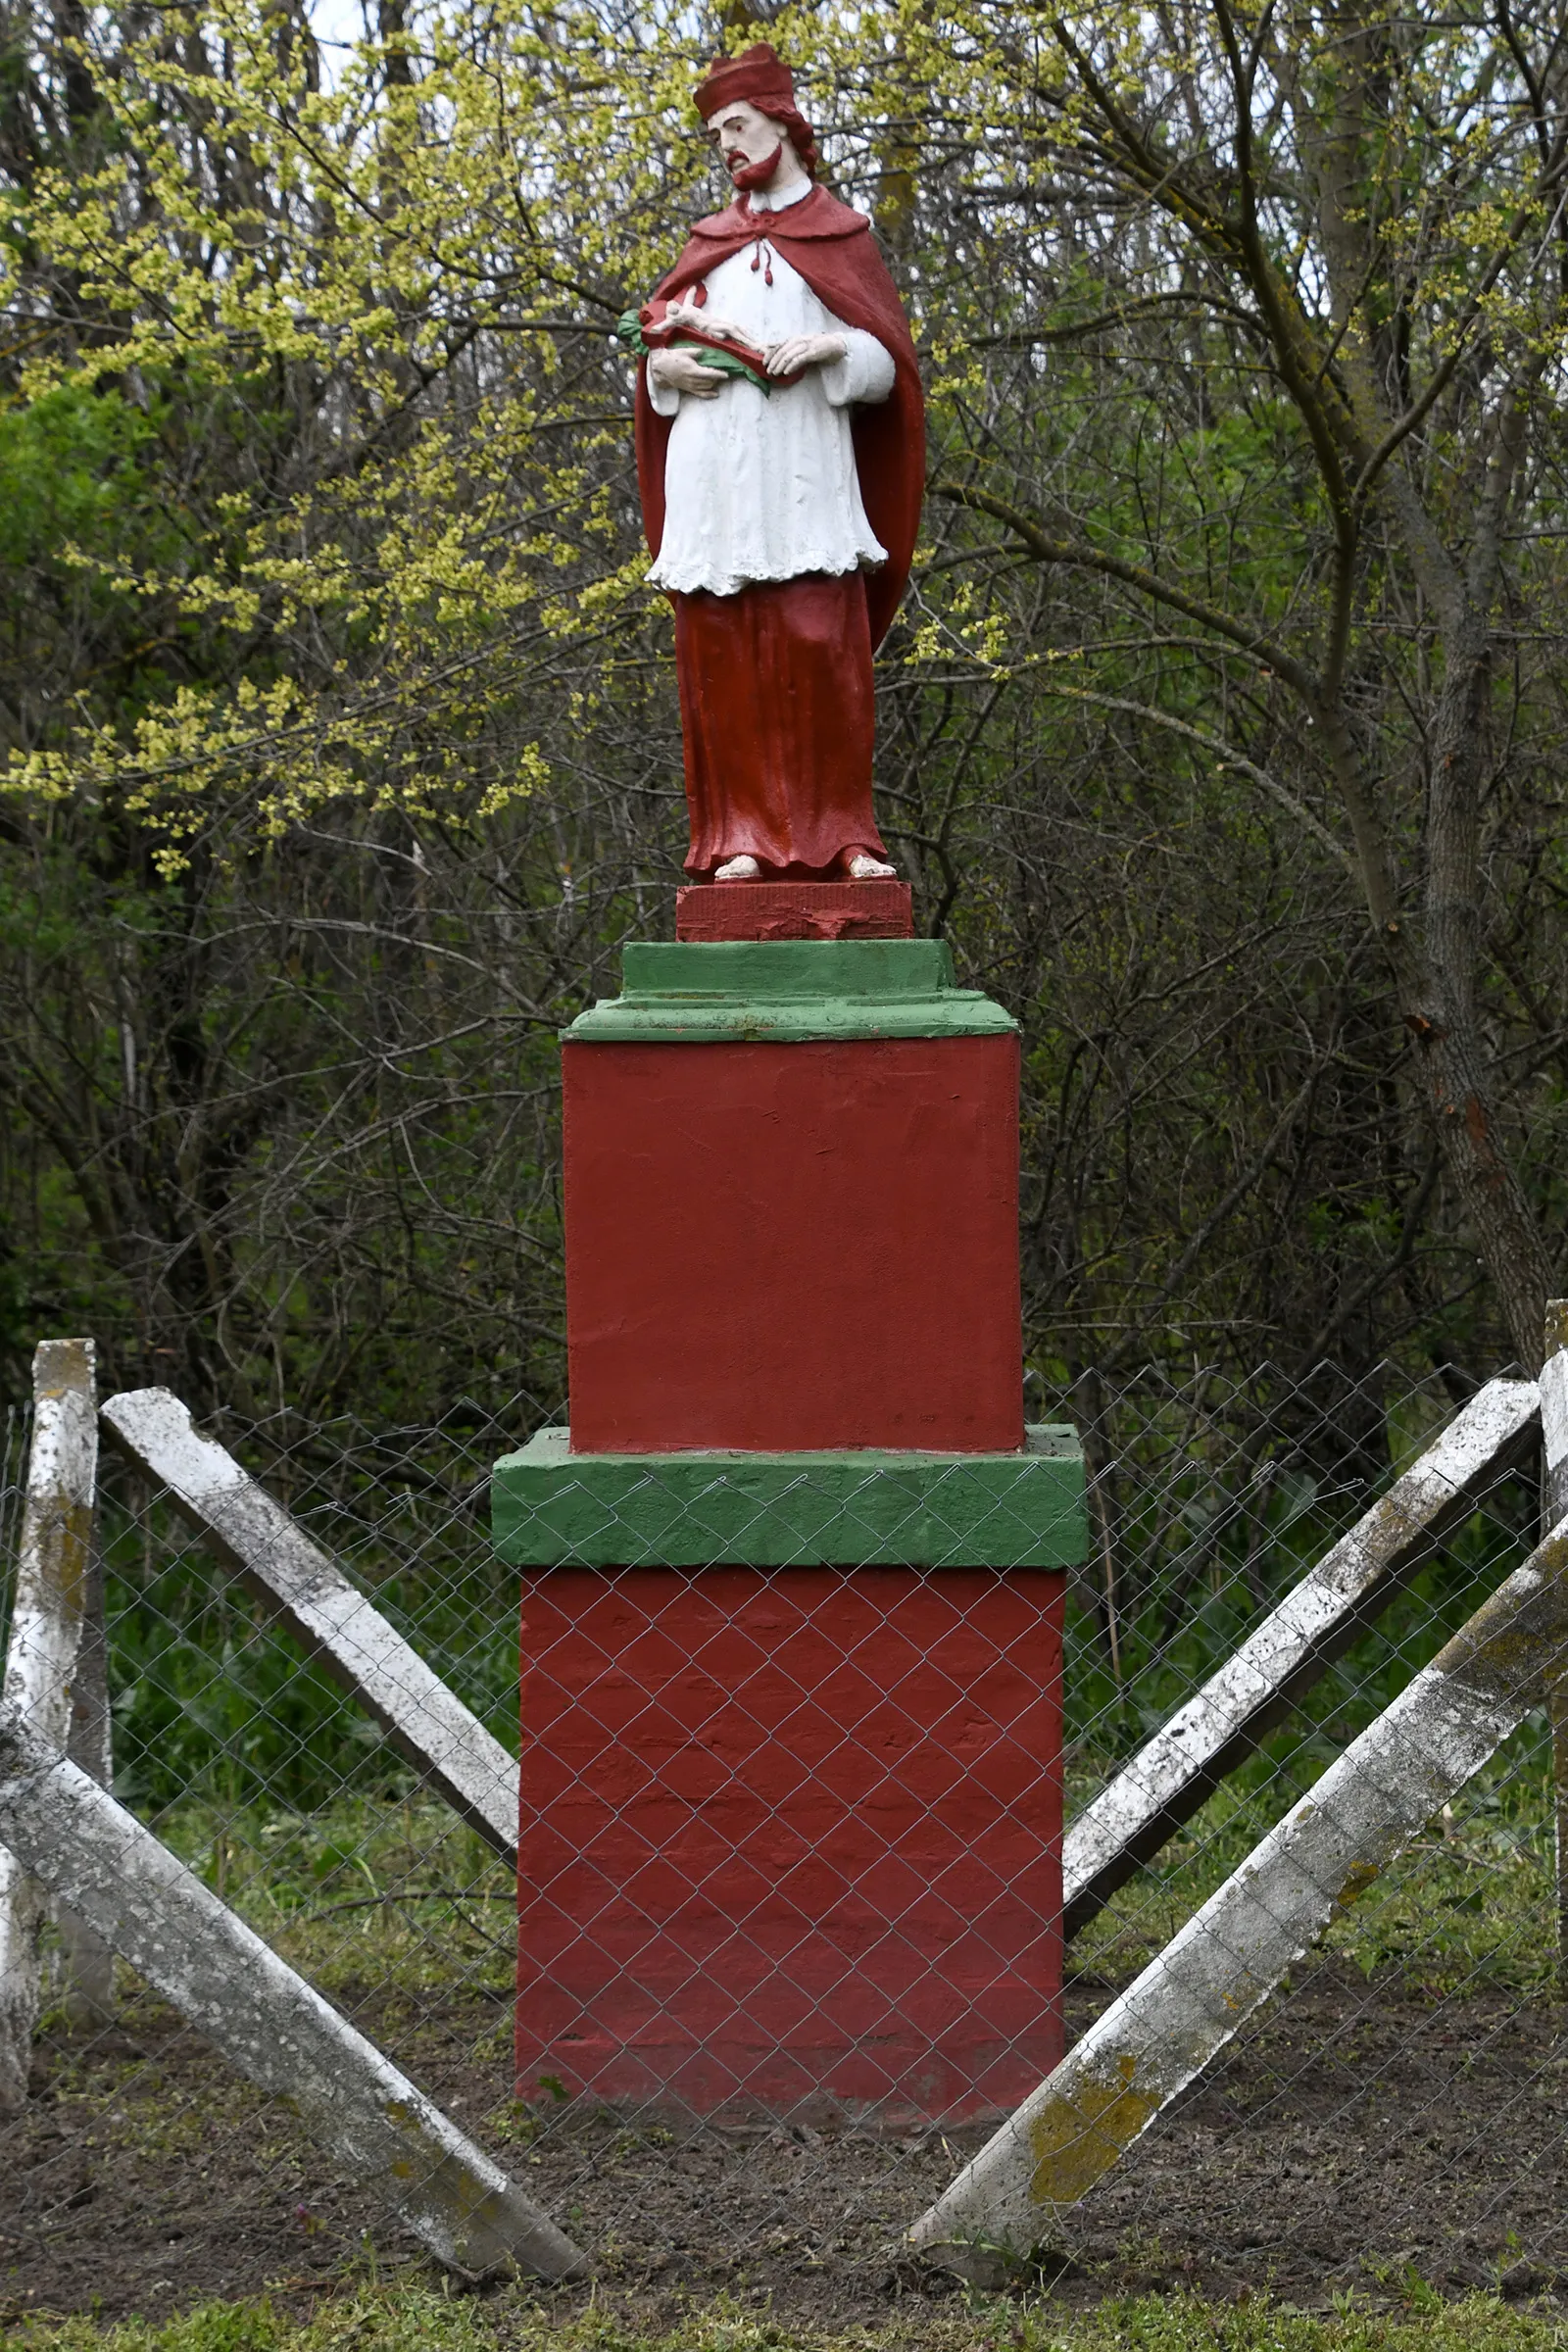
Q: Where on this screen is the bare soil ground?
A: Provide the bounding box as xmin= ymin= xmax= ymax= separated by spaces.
xmin=5 ymin=1962 xmax=1568 ymax=2329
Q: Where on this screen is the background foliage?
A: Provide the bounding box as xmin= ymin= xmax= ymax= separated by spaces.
xmin=0 ymin=0 xmax=1565 ymax=1428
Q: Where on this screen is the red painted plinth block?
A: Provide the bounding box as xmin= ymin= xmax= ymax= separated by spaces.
xmin=675 ymin=880 xmax=913 ymax=942
xmin=564 ymin=1035 xmax=1023 ymax=1452
xmin=514 ymin=1565 xmax=1065 ymax=2124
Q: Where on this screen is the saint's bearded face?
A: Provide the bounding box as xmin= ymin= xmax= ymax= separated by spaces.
xmin=705 ymin=98 xmax=796 ymax=192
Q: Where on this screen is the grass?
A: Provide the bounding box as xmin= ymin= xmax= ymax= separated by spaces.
xmin=150 ymin=1796 xmax=516 ymax=2001
xmin=15 ymin=2283 xmax=1568 ymax=2352
xmin=90 ymin=1461 xmax=1550 ymax=2015
xmin=1060 ymin=1476 xmax=1536 ymax=1771
xmin=73 ymin=1438 xmax=1535 ymax=1821
xmin=26 ymin=1795 xmax=517 ymax=2052
xmin=1066 ymin=1717 xmax=1558 ymax=2001
xmin=99 ymin=1495 xmax=521 ymax=1817
xmin=59 ymin=1670 xmax=1546 ymax=2034
xmin=93 ymin=1711 xmax=1555 ymax=2033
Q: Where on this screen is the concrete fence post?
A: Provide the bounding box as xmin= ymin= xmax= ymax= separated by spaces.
xmin=101 ymin=1388 xmax=519 ymax=1856
xmin=0 ymin=1698 xmax=588 ymax=2282
xmin=909 ymin=1508 xmax=1568 ymax=2273
xmin=1062 ymin=1376 xmax=1540 ymax=1939
xmin=0 ymin=1338 xmax=98 ymax=2113
xmin=59 ymin=1503 xmax=116 ymax=2028
xmin=1542 ymin=1301 xmax=1568 ymax=1984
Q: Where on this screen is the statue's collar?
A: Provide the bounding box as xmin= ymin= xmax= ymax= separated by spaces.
xmin=688 ymin=184 xmax=871 ymax=243
xmin=744 ymin=176 xmax=812 ymax=215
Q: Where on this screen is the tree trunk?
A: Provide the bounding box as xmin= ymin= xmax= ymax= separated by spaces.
xmin=1404 ymin=621 xmax=1553 ymax=1374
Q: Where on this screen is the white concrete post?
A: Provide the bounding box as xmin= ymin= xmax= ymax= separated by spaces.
xmin=1541 ymin=1303 xmax=1568 ymax=1978
xmin=100 ymin=1389 xmax=518 ymax=1856
xmin=0 ymin=1698 xmax=586 ymax=2281
xmin=910 ymin=1506 xmax=1568 ymax=2274
xmin=1063 ymin=1376 xmax=1540 ymax=1937
xmin=0 ymin=1338 xmax=98 ymax=2113
xmin=60 ymin=1507 xmax=116 ymax=2028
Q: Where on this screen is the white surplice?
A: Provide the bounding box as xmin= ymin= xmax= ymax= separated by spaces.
xmin=644 ymin=178 xmax=896 ymax=598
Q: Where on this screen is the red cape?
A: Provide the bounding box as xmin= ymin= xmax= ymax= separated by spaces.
xmin=634 ymin=185 xmax=924 ymax=650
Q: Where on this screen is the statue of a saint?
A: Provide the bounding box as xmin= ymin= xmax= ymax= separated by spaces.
xmin=631 ymin=45 xmax=924 ymax=883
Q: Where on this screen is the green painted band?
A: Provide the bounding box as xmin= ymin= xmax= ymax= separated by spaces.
xmin=564 ymin=940 xmax=1018 ymax=1044
xmin=630 ymin=940 xmax=955 ymax=997
xmin=492 ymin=1424 xmax=1087 ymax=1569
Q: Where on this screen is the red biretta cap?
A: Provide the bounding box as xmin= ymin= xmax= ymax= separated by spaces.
xmin=693 ymin=41 xmax=797 ymax=122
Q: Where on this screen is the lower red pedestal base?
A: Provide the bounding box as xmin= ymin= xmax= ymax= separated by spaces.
xmin=514 ymin=1564 xmax=1064 ymax=2126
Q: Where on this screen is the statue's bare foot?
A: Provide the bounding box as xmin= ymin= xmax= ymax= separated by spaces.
xmin=841 ymin=848 xmax=897 ymax=881
xmin=714 ymin=854 xmax=763 ymax=882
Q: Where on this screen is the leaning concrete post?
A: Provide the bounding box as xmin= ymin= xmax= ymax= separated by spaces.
xmin=0 ymin=1338 xmax=97 ymax=2113
xmin=1062 ymin=1375 xmax=1539 ymax=1939
xmin=60 ymin=1509 xmax=115 ymax=2028
xmin=908 ymin=1509 xmax=1568 ymax=2272
xmin=0 ymin=1699 xmax=587 ymax=2282
xmin=1543 ymin=1302 xmax=1568 ymax=1983
xmin=101 ymin=1389 xmax=518 ymax=1857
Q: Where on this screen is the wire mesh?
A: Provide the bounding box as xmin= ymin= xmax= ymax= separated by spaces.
xmin=0 ymin=1358 xmax=1558 ymax=2324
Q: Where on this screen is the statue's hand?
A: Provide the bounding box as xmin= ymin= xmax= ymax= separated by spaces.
xmin=663 ymin=299 xmax=749 ymax=342
xmin=766 ymin=333 xmax=848 ymax=376
xmin=648 ymin=347 xmax=726 ymax=400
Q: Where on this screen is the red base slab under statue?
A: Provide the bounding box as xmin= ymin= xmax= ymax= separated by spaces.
xmin=514 ymin=1563 xmax=1065 ymax=2124
xmin=675 ymin=879 xmax=913 ymax=942
xmin=564 ymin=1030 xmax=1023 ymax=1454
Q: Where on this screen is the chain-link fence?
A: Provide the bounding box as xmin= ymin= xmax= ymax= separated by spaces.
xmin=1 ymin=1356 xmax=1560 ymax=2326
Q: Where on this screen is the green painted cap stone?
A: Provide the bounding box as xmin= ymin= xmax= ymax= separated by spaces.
xmin=491 ymin=1424 xmax=1086 ymax=1570
xmin=564 ymin=939 xmax=1018 ymax=1044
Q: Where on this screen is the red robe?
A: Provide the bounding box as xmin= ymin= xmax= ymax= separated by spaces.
xmin=636 ymin=187 xmax=924 ymax=877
